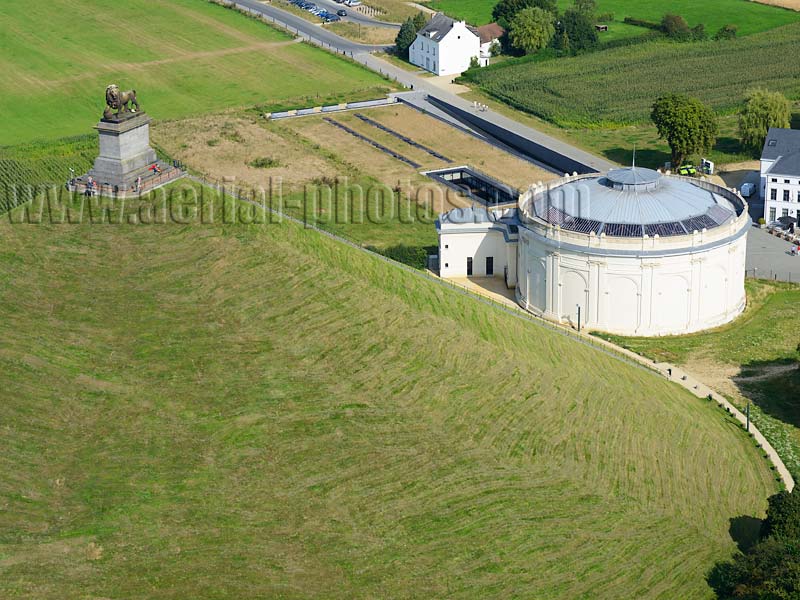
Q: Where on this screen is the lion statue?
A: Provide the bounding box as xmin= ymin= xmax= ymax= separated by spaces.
xmin=103 ymin=84 xmax=140 ymax=120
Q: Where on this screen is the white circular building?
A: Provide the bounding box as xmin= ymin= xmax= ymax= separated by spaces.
xmin=437 ymin=167 xmax=750 ymax=336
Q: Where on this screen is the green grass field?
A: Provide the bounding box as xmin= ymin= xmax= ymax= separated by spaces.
xmin=600 ymin=279 xmax=800 ymax=479
xmin=0 ymin=184 xmax=778 ymax=598
xmin=462 ymin=22 xmax=800 ymax=127
xmin=0 ymin=0 xmax=392 ymax=144
xmin=425 ymin=0 xmax=800 ymax=36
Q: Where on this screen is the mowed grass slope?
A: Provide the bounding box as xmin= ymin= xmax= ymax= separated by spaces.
xmin=0 ymin=186 xmax=776 ymax=598
xmin=0 ymin=0 xmax=391 ymax=144
xmin=425 ymin=0 xmax=800 ymax=34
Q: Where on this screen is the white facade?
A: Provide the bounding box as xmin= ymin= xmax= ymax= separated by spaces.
xmin=438 ymin=208 xmax=518 ymax=285
xmin=760 ymin=128 xmax=800 ymax=223
xmin=409 ymin=15 xmax=480 ymax=76
xmin=437 ymin=170 xmax=750 ymax=337
xmin=763 ymin=171 xmax=800 ymax=224
xmin=514 ymin=217 xmax=747 ymax=336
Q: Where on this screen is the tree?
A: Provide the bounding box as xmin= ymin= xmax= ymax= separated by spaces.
xmin=552 ymin=25 xmax=570 ymax=53
xmin=763 ymin=490 xmax=800 ymax=540
xmin=395 ymin=18 xmax=417 ymax=59
xmin=560 ymin=9 xmax=598 ymax=53
xmin=707 ymin=537 xmax=800 ymax=599
xmin=509 ymin=6 xmax=555 ymax=55
xmin=492 ymin=0 xmax=557 ymax=28
xmin=739 ymin=89 xmax=792 ymax=153
xmin=691 ymin=23 xmax=707 ymax=41
xmin=661 ymin=13 xmax=691 ymax=41
xmin=713 ymin=24 xmax=737 ymax=40
xmin=412 ymin=11 xmax=427 ymax=31
xmin=573 ymin=0 xmax=596 ymax=19
xmin=651 ymin=94 xmax=718 ymax=168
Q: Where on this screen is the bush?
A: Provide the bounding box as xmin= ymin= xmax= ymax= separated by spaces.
xmin=714 ymin=24 xmax=738 ymax=40
xmin=367 ymin=244 xmax=432 ymax=270
xmin=597 ymin=12 xmax=614 ymax=22
xmin=247 ymin=157 xmax=280 ymax=168
xmin=661 ymin=14 xmax=692 ymax=41
xmin=622 ymin=17 xmax=661 ymax=30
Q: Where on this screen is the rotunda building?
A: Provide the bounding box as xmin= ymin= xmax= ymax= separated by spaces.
xmin=514 ymin=167 xmax=749 ymax=335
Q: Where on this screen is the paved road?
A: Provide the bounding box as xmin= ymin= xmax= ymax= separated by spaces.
xmin=229 ymin=0 xmax=616 ymax=173
xmin=747 ymin=227 xmax=800 ymax=282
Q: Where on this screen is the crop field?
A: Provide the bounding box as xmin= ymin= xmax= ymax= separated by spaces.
xmin=425 ymin=0 xmax=800 ymax=35
xmin=0 ymin=136 xmax=98 ymax=214
xmin=0 ymin=182 xmax=777 ymax=598
xmin=600 ymin=279 xmax=800 ymax=480
xmin=0 ymin=0 xmax=392 ymax=145
xmin=463 ymin=22 xmax=800 ymax=127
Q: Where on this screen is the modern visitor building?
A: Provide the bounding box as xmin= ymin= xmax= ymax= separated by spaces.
xmin=437 ymin=167 xmax=750 ymax=336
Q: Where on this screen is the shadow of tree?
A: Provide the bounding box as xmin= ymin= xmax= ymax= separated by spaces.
xmin=729 ymin=515 xmax=763 ymax=552
xmin=715 ymin=136 xmax=748 ymax=158
xmin=601 ymin=147 xmax=670 ymax=169
xmin=734 ymin=359 xmax=800 ymax=428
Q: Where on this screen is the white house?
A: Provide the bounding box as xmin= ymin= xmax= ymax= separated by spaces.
xmin=477 ymin=23 xmax=504 ymax=67
xmin=409 ymin=13 xmax=480 ymax=76
xmin=437 ymin=167 xmax=751 ymax=336
xmin=761 ymin=127 xmax=800 ymax=224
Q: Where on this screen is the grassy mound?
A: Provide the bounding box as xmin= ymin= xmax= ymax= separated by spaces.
xmin=0 ymin=183 xmax=776 ymax=598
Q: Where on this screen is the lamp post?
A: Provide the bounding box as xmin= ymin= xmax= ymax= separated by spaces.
xmin=746 ymin=400 xmax=750 ymax=432
xmin=576 ymin=304 xmax=581 ymax=333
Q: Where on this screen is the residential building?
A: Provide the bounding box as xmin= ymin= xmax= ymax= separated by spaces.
xmin=409 ymin=13 xmax=480 ymax=76
xmin=761 ymin=127 xmax=800 ymax=223
xmin=477 ymin=23 xmax=504 ymax=67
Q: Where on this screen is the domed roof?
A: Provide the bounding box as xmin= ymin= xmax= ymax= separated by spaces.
xmin=527 ymin=169 xmax=742 ymax=238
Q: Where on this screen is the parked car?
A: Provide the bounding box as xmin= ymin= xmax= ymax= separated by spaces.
xmin=678 ymin=164 xmax=697 ymax=176
xmin=337 ymin=9 xmax=347 ymax=16
xmin=740 ymin=182 xmax=756 ymax=198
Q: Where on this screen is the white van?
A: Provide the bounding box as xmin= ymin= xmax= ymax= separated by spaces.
xmin=740 ymin=182 xmax=755 ymax=198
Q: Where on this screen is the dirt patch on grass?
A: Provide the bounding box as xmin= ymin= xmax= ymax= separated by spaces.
xmin=153 ymin=115 xmax=339 ymax=190
xmin=752 ymin=0 xmax=800 ymax=10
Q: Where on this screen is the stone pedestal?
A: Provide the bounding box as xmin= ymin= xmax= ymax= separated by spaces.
xmin=88 ymin=112 xmax=158 ymax=189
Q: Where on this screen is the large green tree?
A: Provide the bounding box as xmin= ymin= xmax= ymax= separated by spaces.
xmin=572 ymin=0 xmax=597 ymax=19
xmin=763 ymin=490 xmax=800 ymax=541
xmin=509 ymin=7 xmax=555 ymax=55
xmin=412 ymin=11 xmax=427 ymax=31
xmin=707 ymin=537 xmax=800 ymax=599
xmin=739 ymin=89 xmax=792 ymax=153
xmin=651 ymin=94 xmax=718 ymax=168
xmin=708 ymin=490 xmax=800 ymax=599
xmin=492 ymin=0 xmax=557 ymax=28
xmin=559 ymin=8 xmax=598 ymax=53
xmin=395 ymin=18 xmax=417 ymax=59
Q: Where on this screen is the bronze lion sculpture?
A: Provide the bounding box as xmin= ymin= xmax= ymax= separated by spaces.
xmin=103 ymin=84 xmax=140 ymax=120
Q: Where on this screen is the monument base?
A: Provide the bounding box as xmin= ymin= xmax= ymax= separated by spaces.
xmin=87 ymin=112 xmax=159 ymax=190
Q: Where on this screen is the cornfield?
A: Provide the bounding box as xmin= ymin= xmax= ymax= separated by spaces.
xmin=465 ymin=22 xmax=800 ymax=127
xmin=0 ymin=136 xmax=96 ymax=214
